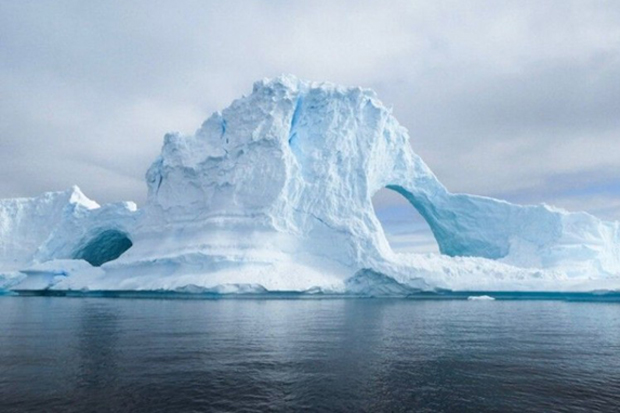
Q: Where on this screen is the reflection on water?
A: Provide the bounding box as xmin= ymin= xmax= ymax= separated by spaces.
xmin=1 ymin=298 xmax=619 ymax=412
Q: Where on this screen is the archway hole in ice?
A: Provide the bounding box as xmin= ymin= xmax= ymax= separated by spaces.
xmin=72 ymin=229 xmax=133 ymax=267
xmin=372 ymin=187 xmax=439 ymax=254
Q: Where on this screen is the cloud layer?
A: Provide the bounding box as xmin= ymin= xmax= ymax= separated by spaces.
xmin=1 ymin=1 xmax=619 ymax=221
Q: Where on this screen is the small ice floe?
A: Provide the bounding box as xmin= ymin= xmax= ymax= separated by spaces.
xmin=467 ymin=295 xmax=496 ymax=301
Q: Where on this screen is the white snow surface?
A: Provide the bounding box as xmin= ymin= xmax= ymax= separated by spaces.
xmin=1 ymin=75 xmax=620 ymax=294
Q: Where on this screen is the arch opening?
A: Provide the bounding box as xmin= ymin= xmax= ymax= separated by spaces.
xmin=72 ymin=229 xmax=133 ymax=267
xmin=372 ymin=188 xmax=439 ymax=254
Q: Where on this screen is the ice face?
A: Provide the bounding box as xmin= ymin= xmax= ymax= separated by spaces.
xmin=1 ymin=75 xmax=619 ymax=293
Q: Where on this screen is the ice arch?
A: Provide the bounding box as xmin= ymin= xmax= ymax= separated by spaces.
xmin=385 ymin=182 xmax=528 ymax=260
xmin=72 ymin=229 xmax=133 ymax=267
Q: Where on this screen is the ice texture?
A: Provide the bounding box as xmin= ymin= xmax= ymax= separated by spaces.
xmin=1 ymin=75 xmax=619 ymax=293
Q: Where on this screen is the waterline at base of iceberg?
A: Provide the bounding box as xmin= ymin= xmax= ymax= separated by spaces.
xmin=9 ymin=289 xmax=620 ymax=302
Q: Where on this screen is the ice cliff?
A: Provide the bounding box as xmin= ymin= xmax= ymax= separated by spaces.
xmin=1 ymin=75 xmax=619 ymax=293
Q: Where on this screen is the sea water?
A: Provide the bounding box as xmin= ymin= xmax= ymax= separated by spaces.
xmin=1 ymin=297 xmax=619 ymax=412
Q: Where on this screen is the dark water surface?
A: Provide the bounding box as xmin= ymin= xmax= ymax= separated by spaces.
xmin=1 ymin=297 xmax=619 ymax=412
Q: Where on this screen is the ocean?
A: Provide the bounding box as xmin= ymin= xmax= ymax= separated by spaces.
xmin=1 ymin=296 xmax=619 ymax=412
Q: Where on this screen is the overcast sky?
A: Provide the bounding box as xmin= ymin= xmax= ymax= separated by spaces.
xmin=1 ymin=1 xmax=619 ymax=222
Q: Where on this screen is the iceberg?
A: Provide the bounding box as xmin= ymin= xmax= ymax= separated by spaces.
xmin=1 ymin=75 xmax=619 ymax=294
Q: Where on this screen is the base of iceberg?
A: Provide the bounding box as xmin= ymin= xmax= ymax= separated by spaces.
xmin=1 ymin=75 xmax=620 ymax=296
xmin=10 ymin=288 xmax=620 ymax=302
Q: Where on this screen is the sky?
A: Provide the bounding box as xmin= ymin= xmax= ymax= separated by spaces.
xmin=1 ymin=0 xmax=619 ymax=239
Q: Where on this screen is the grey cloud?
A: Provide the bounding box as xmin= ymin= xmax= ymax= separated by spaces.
xmin=0 ymin=0 xmax=619 ymax=221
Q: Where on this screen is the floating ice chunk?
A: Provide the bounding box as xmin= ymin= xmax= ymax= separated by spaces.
xmin=467 ymin=295 xmax=496 ymax=301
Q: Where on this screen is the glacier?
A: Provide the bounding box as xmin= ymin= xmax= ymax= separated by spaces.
xmin=1 ymin=75 xmax=619 ymax=295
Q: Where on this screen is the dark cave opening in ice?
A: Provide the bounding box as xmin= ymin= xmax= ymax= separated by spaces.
xmin=72 ymin=229 xmax=133 ymax=267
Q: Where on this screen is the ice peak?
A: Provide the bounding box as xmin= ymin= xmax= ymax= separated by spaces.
xmin=67 ymin=186 xmax=99 ymax=210
xmin=252 ymin=75 xmax=380 ymax=106
xmin=252 ymin=74 xmax=303 ymax=94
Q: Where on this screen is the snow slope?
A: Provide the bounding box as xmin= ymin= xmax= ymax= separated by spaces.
xmin=1 ymin=75 xmax=619 ymax=293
